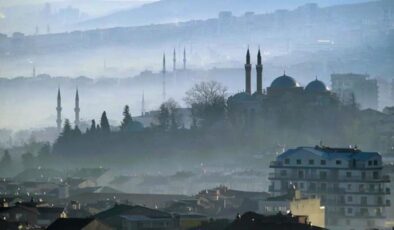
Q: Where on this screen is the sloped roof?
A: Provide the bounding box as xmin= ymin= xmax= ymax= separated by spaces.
xmin=94 ymin=204 xmax=172 ymax=220
xmin=46 ymin=218 xmax=94 ymax=230
xmin=278 ymin=146 xmax=380 ymax=161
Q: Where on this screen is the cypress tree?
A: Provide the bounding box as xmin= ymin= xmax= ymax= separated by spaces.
xmin=120 ymin=105 xmax=133 ymax=131
xmin=100 ymin=111 xmax=110 ymax=133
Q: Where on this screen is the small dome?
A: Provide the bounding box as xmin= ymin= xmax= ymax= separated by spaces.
xmin=270 ymin=74 xmax=299 ymax=89
xmin=228 ymin=92 xmax=254 ymax=103
xmin=305 ymin=79 xmax=328 ymax=93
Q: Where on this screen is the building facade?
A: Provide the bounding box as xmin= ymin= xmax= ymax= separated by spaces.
xmin=269 ymin=146 xmax=390 ymax=230
xmin=331 ymin=73 xmax=378 ymax=110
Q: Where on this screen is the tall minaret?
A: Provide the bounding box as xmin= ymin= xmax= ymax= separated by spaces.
xmin=33 ymin=65 xmax=36 ymax=78
xmin=56 ymin=88 xmax=62 ymax=132
xmin=256 ymin=48 xmax=263 ymax=94
xmin=141 ymin=91 xmax=145 ymax=117
xmin=173 ymin=48 xmax=176 ymax=72
xmin=162 ymin=53 xmax=166 ymax=101
xmin=74 ymin=88 xmax=80 ymax=127
xmin=245 ymin=48 xmax=252 ymax=95
xmin=183 ymin=47 xmax=186 ymax=70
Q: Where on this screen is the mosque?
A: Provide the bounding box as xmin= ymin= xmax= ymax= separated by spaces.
xmin=227 ymin=49 xmax=340 ymax=127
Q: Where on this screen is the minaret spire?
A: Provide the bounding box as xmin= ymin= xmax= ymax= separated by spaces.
xmin=74 ymin=88 xmax=80 ymax=127
xmin=162 ymin=53 xmax=166 ymax=101
xmin=33 ymin=65 xmax=36 ymax=78
xmin=183 ymin=47 xmax=186 ymax=70
xmin=256 ymin=48 xmax=263 ymax=94
xmin=245 ymin=48 xmax=252 ymax=94
xmin=173 ymin=48 xmax=176 ymax=72
xmin=56 ymin=88 xmax=62 ymax=132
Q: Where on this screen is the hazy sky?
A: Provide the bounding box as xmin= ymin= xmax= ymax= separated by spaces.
xmin=0 ymin=0 xmax=156 ymax=8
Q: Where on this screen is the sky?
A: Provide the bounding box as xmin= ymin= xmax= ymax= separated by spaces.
xmin=0 ymin=0 xmax=156 ymax=7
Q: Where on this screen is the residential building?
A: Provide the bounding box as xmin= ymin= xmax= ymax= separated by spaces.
xmin=331 ymin=73 xmax=378 ymax=110
xmin=269 ymin=145 xmax=391 ymax=230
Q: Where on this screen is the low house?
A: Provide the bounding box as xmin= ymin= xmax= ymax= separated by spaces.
xmin=46 ymin=218 xmax=113 ymax=230
xmin=94 ymin=204 xmax=179 ymax=229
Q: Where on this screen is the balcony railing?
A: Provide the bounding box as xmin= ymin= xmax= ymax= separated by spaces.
xmin=268 ymin=173 xmax=390 ymax=182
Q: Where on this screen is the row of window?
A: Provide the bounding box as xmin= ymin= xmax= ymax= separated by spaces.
xmin=284 ymin=159 xmax=379 ymax=166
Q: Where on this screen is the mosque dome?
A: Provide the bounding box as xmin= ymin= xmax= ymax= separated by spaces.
xmin=270 ymin=74 xmax=299 ymax=89
xmin=305 ymin=79 xmax=328 ymax=93
xmin=228 ymin=92 xmax=254 ymax=103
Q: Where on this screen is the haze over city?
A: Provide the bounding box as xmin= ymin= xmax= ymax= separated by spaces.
xmin=0 ymin=0 xmax=393 ymax=230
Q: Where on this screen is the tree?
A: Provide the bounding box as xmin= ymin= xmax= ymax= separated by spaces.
xmin=90 ymin=119 xmax=96 ymax=133
xmin=157 ymin=99 xmax=180 ymax=131
xmin=0 ymin=150 xmax=12 ymax=170
xmin=21 ymin=152 xmax=35 ymax=169
xmin=120 ymin=105 xmax=133 ymax=131
xmin=61 ymin=119 xmax=72 ymax=138
xmin=100 ymin=111 xmax=110 ymax=133
xmin=184 ymin=81 xmax=227 ymax=127
xmin=37 ymin=143 xmax=51 ymax=165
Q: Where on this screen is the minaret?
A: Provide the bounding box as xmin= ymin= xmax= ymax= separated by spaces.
xmin=256 ymin=48 xmax=263 ymax=94
xmin=33 ymin=65 xmax=36 ymax=78
xmin=141 ymin=91 xmax=145 ymax=117
xmin=56 ymin=88 xmax=62 ymax=132
xmin=173 ymin=48 xmax=176 ymax=72
xmin=74 ymin=88 xmax=80 ymax=127
xmin=162 ymin=53 xmax=166 ymax=101
xmin=245 ymin=48 xmax=252 ymax=95
xmin=183 ymin=47 xmax=186 ymax=70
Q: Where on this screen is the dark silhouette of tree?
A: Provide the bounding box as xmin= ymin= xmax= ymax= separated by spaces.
xmin=62 ymin=119 xmax=72 ymax=139
xmin=0 ymin=150 xmax=12 ymax=173
xmin=157 ymin=99 xmax=180 ymax=131
xmin=21 ymin=152 xmax=35 ymax=170
xmin=185 ymin=81 xmax=227 ymax=127
xmin=90 ymin=119 xmax=96 ymax=133
xmin=37 ymin=143 xmax=51 ymax=165
xmin=120 ymin=105 xmax=133 ymax=131
xmin=73 ymin=126 xmax=82 ymax=136
xmin=100 ymin=111 xmax=110 ymax=133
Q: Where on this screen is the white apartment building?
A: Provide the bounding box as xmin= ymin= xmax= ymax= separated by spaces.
xmin=269 ymin=146 xmax=391 ymax=230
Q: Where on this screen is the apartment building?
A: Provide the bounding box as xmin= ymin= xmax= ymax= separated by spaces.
xmin=269 ymin=146 xmax=390 ymax=230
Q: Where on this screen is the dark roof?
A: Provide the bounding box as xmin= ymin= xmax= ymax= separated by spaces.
xmin=94 ymin=204 xmax=172 ymax=220
xmin=37 ymin=207 xmax=65 ymax=215
xmin=225 ymin=212 xmax=327 ymax=230
xmin=305 ymin=79 xmax=328 ymax=93
xmin=270 ymin=74 xmax=299 ymax=89
xmin=46 ymin=218 xmax=94 ymax=230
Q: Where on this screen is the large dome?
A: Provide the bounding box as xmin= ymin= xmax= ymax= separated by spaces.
xmin=305 ymin=79 xmax=328 ymax=93
xmin=270 ymin=74 xmax=299 ymax=89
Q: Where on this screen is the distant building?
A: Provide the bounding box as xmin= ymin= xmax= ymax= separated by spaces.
xmin=269 ymin=146 xmax=391 ymax=230
xmin=93 ymin=204 xmax=179 ymax=229
xmin=331 ymin=73 xmax=378 ymax=110
xmin=47 ymin=217 xmax=113 ymax=230
xmin=224 ymin=211 xmax=327 ymax=230
xmin=259 ymin=186 xmax=325 ymax=228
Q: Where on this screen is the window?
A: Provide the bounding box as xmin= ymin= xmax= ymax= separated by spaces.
xmin=319 ymin=171 xmax=327 ymax=179
xmin=361 ymin=196 xmax=367 ymax=205
xmin=347 ymin=207 xmax=353 ymax=214
xmin=284 ymin=159 xmax=290 ymax=164
xmin=320 ymin=183 xmax=327 ymax=191
xmin=336 ymin=160 xmax=341 ymax=165
xmin=320 ymin=160 xmax=326 ymax=165
xmin=359 ymin=184 xmax=365 ymax=192
xmin=368 ymin=160 xmax=372 ymax=166
xmin=346 ymin=172 xmax=352 ymax=178
xmin=309 ymin=159 xmax=314 ymax=165
xmin=280 ymin=170 xmax=287 ymax=176
xmin=373 ymin=160 xmax=378 ymax=166
xmin=299 ymin=182 xmax=304 ymax=189
xmin=347 ymin=184 xmax=352 ymax=190
xmin=310 ymin=183 xmax=316 ymax=191
xmin=347 ymin=196 xmax=353 ymax=202
xmin=373 ymin=171 xmax=379 ymax=179
xmin=298 ymin=170 xmax=304 ymax=179
xmin=296 ymin=159 xmax=302 ymax=165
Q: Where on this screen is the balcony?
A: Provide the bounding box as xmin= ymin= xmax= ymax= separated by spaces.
xmin=269 ymin=161 xmax=283 ymax=168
